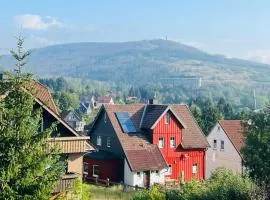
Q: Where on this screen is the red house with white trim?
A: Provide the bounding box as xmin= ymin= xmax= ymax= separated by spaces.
xmin=85 ymin=103 xmax=209 ymax=186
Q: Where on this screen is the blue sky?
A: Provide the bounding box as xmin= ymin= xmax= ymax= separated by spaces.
xmin=1 ymin=0 xmax=270 ymax=63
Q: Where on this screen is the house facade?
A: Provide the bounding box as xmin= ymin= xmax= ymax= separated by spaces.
xmin=206 ymin=120 xmax=245 ymax=178
xmin=84 ymin=103 xmax=209 ymax=187
xmin=62 ymin=110 xmax=86 ymax=132
xmin=30 ymin=81 xmax=94 ymax=193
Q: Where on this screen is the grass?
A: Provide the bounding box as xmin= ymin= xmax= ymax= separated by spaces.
xmin=87 ymin=184 xmax=137 ymax=200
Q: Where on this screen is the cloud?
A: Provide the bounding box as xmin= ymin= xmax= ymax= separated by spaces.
xmin=246 ymin=50 xmax=270 ymax=64
xmin=14 ymin=14 xmax=63 ymax=30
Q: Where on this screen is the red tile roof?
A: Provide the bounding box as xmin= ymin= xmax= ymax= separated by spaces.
xmin=219 ymin=120 xmax=245 ymax=157
xmin=101 ymin=103 xmax=209 ymax=171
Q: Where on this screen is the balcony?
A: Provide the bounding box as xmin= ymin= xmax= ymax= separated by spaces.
xmin=48 ymin=136 xmax=91 ymax=154
xmin=53 ymin=173 xmax=79 ymax=193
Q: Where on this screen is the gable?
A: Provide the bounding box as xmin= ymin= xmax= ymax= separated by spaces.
xmin=207 ymin=123 xmax=242 ymax=158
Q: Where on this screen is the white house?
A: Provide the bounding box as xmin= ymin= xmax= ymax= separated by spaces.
xmin=124 ymin=159 xmax=167 ymax=188
xmin=206 ymin=120 xmax=245 ymax=178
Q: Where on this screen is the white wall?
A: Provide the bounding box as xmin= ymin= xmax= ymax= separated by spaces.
xmin=124 ymin=159 xmax=166 ymax=187
xmin=206 ymin=123 xmax=243 ymax=178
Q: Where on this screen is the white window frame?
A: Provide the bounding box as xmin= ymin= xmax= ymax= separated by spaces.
xmin=220 ymin=140 xmax=224 ymax=151
xmin=170 ymin=137 xmax=176 ymax=148
xmin=104 ymin=113 xmax=107 ymax=123
xmin=97 ymin=136 xmax=102 ymax=146
xmin=93 ymin=165 xmax=99 ymax=178
xmin=136 ymin=172 xmax=141 ymax=178
xmin=213 ymin=139 xmax=217 ymax=150
xmin=165 ymin=112 xmax=170 ymax=124
xmin=192 ymin=163 xmax=198 ymax=174
xmin=158 ymin=137 xmax=164 ymax=148
xmin=107 ymin=137 xmax=111 ymax=148
xmin=168 ymin=164 xmax=172 ymax=175
xmin=83 ymin=162 xmax=88 ymax=175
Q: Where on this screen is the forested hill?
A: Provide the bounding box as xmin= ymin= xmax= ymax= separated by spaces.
xmin=1 ymin=39 xmax=270 ymax=84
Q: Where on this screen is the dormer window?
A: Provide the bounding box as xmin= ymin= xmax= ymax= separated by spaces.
xmin=165 ymin=112 xmax=170 ymax=124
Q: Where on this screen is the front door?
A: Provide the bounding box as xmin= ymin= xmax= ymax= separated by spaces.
xmin=143 ymin=171 xmax=150 ymax=188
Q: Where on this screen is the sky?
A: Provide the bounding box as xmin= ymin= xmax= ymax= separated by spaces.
xmin=1 ymin=0 xmax=270 ymax=63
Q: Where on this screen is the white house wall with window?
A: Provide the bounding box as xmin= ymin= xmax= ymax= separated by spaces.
xmin=123 ymin=159 xmax=166 ymax=187
xmin=206 ymin=121 xmax=243 ymax=178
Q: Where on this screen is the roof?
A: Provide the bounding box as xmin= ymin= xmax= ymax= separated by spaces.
xmin=218 ymin=120 xmax=245 ymax=158
xmin=28 ymin=80 xmax=59 ymax=115
xmin=96 ymin=103 xmax=209 ymax=171
xmin=97 ymin=95 xmax=113 ymax=104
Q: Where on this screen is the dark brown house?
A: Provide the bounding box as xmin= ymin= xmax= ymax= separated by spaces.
xmin=84 ymin=103 xmax=209 ymax=187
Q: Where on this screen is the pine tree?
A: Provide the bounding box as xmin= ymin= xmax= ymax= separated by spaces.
xmin=0 ymin=37 xmax=65 ymax=199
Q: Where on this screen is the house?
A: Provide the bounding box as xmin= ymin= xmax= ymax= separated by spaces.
xmin=84 ymin=103 xmax=209 ymax=187
xmin=96 ymin=95 xmax=114 ymax=107
xmin=206 ymin=120 xmax=245 ymax=178
xmin=62 ymin=110 xmax=86 ymax=132
xmin=77 ymin=102 xmax=93 ymax=115
xmin=26 ymin=81 xmax=95 ymax=193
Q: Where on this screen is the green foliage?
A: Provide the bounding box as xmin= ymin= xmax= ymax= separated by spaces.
xmin=56 ymin=179 xmax=92 ymax=200
xmin=0 ymin=37 xmax=64 ymax=199
xmin=132 ymin=186 xmax=166 ymax=200
xmin=132 ymin=168 xmax=264 ymax=200
xmin=242 ymin=108 xmax=270 ymax=187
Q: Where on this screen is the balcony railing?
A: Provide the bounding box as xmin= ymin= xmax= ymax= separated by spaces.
xmin=48 ymin=136 xmax=90 ymax=154
xmin=53 ymin=173 xmax=78 ymax=193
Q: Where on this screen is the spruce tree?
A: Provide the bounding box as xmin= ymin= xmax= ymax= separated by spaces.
xmin=0 ymin=37 xmax=65 ymax=199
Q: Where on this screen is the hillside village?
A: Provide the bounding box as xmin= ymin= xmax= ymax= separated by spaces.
xmin=1 ymin=2 xmax=270 ymax=200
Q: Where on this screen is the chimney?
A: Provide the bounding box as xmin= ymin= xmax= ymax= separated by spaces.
xmin=148 ymin=99 xmax=154 ymax=104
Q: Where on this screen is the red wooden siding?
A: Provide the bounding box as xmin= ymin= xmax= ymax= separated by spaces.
xmin=152 ymin=111 xmax=205 ymax=181
xmin=84 ymin=158 xmax=122 ymax=182
xmin=166 ymin=150 xmax=205 ymax=181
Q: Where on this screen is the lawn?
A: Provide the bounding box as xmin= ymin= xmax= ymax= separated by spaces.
xmin=87 ymin=184 xmax=137 ymax=200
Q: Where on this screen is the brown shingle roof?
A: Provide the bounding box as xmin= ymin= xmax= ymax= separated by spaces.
xmin=219 ymin=120 xmax=245 ymax=157
xmin=170 ymin=105 xmax=209 ymax=149
xmin=29 ymin=80 xmax=59 ymax=115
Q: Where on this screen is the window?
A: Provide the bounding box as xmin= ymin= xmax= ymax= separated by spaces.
xmin=93 ymin=165 xmax=99 ymax=177
xmin=155 ymin=170 xmax=159 ymax=175
xmin=170 ymin=137 xmax=176 ymax=148
xmin=192 ymin=163 xmax=198 ymax=174
xmin=217 ymin=126 xmax=220 ymax=132
xmin=168 ymin=165 xmax=172 ymax=175
xmin=213 ymin=139 xmax=217 ymax=150
xmin=83 ymin=162 xmax=88 ymax=175
xmin=220 ymin=140 xmax=224 ymax=151
xmin=104 ymin=113 xmax=107 ymax=123
xmin=158 ymin=137 xmax=164 ymax=148
xmin=97 ymin=136 xmax=102 ymax=146
xmin=165 ymin=112 xmax=170 ymax=124
xmin=137 ymin=172 xmax=141 ymax=178
xmin=107 ymin=137 xmax=111 ymax=147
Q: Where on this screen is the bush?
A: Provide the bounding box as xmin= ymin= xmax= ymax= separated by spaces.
xmin=132 ymin=186 xmax=165 ymax=200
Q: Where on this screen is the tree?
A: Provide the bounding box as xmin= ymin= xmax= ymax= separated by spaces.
xmin=0 ymin=37 xmax=64 ymax=199
xmin=242 ymin=107 xmax=270 ymax=195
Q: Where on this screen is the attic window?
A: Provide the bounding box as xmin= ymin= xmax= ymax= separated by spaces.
xmin=165 ymin=112 xmax=170 ymax=124
xmin=213 ymin=139 xmax=217 ymax=150
xmin=220 ymin=140 xmax=224 ymax=151
xmin=104 ymin=113 xmax=107 ymax=123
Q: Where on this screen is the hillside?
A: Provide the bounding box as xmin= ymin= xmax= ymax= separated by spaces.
xmin=1 ymin=39 xmax=270 ymax=85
